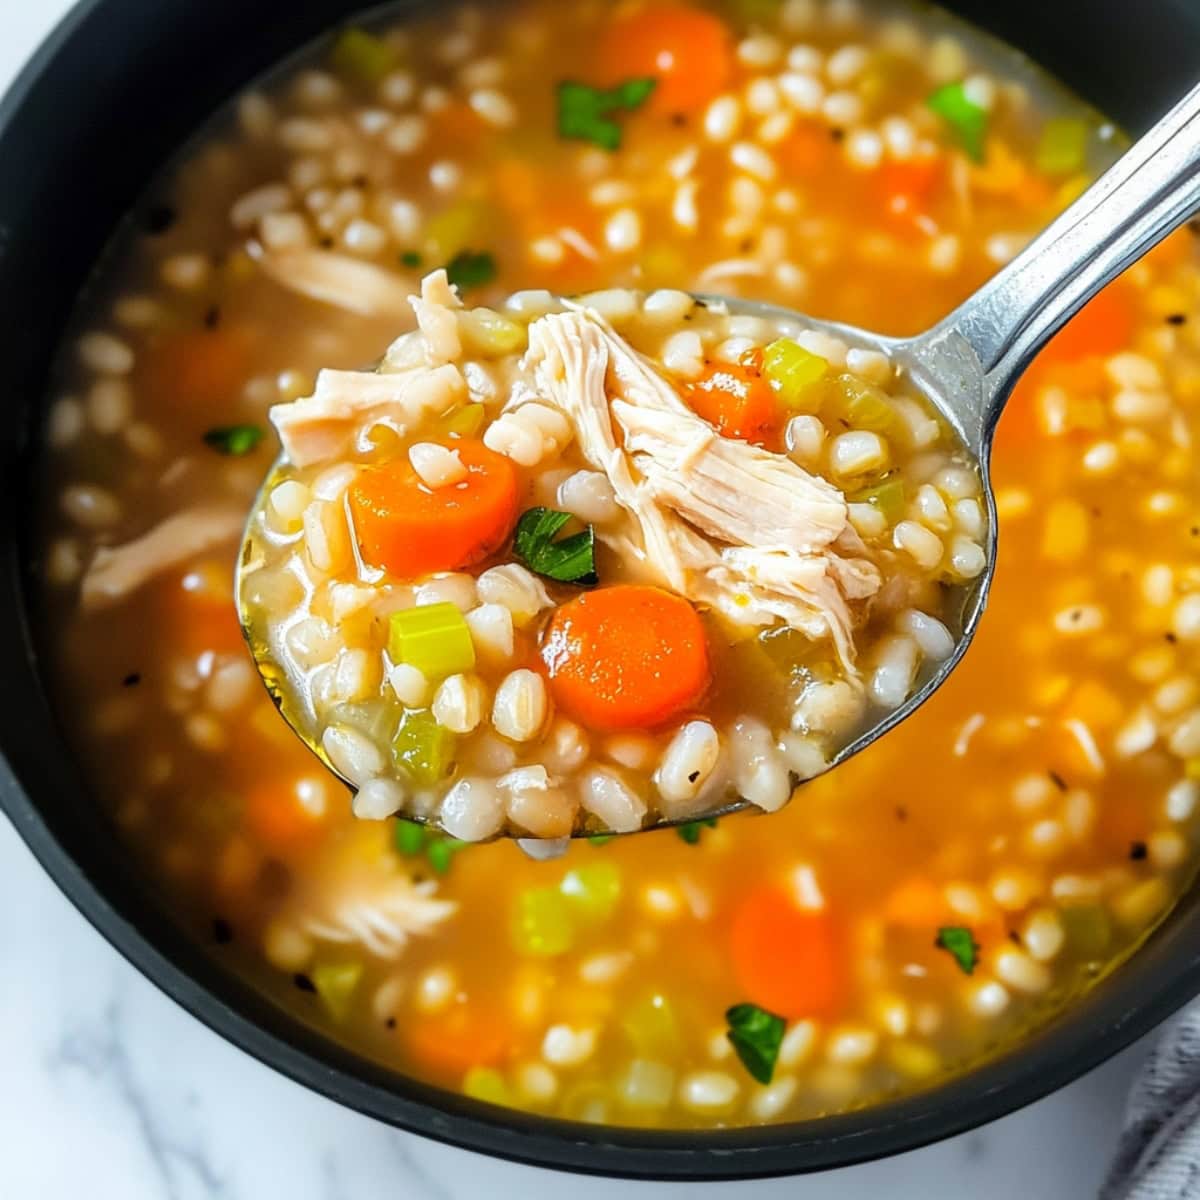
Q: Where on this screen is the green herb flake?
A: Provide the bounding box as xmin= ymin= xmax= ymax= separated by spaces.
xmin=677 ymin=817 xmax=718 ymax=845
xmin=427 ymin=836 xmax=467 ymax=875
xmin=725 ymin=1002 xmax=786 ymax=1084
xmin=556 ymin=78 xmax=657 ymax=151
xmin=926 ymin=81 xmax=988 ymax=163
xmin=514 ymin=507 xmax=598 ymax=586
xmin=935 ymin=925 xmax=979 ymax=975
xmin=394 ymin=819 xmax=428 ymax=856
xmin=203 ymin=424 xmax=264 ymax=456
xmin=329 ymin=27 xmax=398 ymax=86
xmin=588 ymin=833 xmax=616 ymax=846
xmin=400 ymin=250 xmax=423 ymax=268
xmin=443 ymin=250 xmax=497 ymax=291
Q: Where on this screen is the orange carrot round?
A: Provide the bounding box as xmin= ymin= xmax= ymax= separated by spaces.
xmin=348 ymin=439 xmax=518 ymax=578
xmin=599 ymin=6 xmax=732 ymax=116
xmin=730 ymin=885 xmax=845 ymax=1019
xmin=540 ymin=585 xmax=710 ymax=732
xmin=685 ymin=355 xmax=782 ymax=448
xmin=403 ymin=1004 xmax=512 ymax=1078
xmin=243 ymin=779 xmax=326 ymax=851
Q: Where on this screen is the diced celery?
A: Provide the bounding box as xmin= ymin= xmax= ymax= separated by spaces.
xmin=438 ymin=404 xmax=487 ymax=438
xmin=619 ymin=1059 xmax=675 ymax=1110
xmin=832 ymin=374 xmax=903 ymax=441
xmin=620 ymin=991 xmax=681 ymax=1057
xmin=511 ymin=887 xmax=575 ymax=956
xmin=457 ymin=308 xmax=527 ymax=357
xmin=392 ymin=708 xmax=457 ymax=785
xmin=388 ymin=602 xmax=475 ymax=679
xmin=394 ymin=818 xmax=428 ymax=856
xmin=848 ymin=478 xmax=907 ymax=523
xmin=311 ymin=962 xmax=363 ymax=1022
xmin=1060 ymin=904 xmax=1111 ymax=957
xmin=329 ymin=28 xmax=398 ymax=85
xmin=1036 ymin=117 xmax=1090 ymax=176
xmin=926 ymin=81 xmax=988 ymax=162
xmin=560 ymin=861 xmax=622 ymax=924
xmin=463 ymin=1066 xmax=511 ymax=1105
xmin=756 ymin=624 xmax=812 ymax=672
xmin=762 ymin=338 xmax=829 ymax=410
xmin=424 ymin=200 xmax=489 ymax=261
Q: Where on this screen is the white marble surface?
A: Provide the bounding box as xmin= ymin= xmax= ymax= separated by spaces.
xmin=0 ymin=3 xmax=1156 ymax=1197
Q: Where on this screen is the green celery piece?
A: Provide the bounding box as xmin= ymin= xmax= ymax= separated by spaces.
xmin=329 ymin=28 xmax=397 ymax=85
xmin=438 ymin=404 xmax=487 ymax=438
xmin=560 ymin=861 xmax=622 ymax=923
xmin=1060 ymin=904 xmax=1112 ymax=957
xmin=935 ymin=925 xmax=979 ymax=974
xmin=762 ymin=338 xmax=829 ymax=409
xmin=426 ymin=836 xmax=467 ymax=875
xmin=676 ymin=816 xmax=718 ymax=845
xmin=1037 ymin=117 xmax=1090 ymax=175
xmin=392 ymin=708 xmax=457 ymax=786
xmin=388 ymin=602 xmax=475 ymax=679
xmin=462 ymin=1066 xmax=511 ymax=1105
xmin=833 ymin=374 xmax=903 ymax=441
xmin=927 ymin=81 xmax=988 ymax=162
xmin=311 ymin=962 xmax=363 ymax=1022
xmin=511 ymin=887 xmax=575 ymax=956
xmin=587 ymin=833 xmax=616 ymax=846
xmin=424 ymin=200 xmax=489 ymax=261
xmin=444 ymin=251 xmax=497 ymax=292
xmin=203 ymin=424 xmax=263 ymax=456
xmin=621 ymin=991 xmax=681 ymax=1057
xmin=848 ymin=478 xmax=906 ymax=524
xmin=394 ymin=818 xmax=428 ymax=856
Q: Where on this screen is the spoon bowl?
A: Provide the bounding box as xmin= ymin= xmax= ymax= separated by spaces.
xmin=238 ymin=80 xmax=1200 ymax=841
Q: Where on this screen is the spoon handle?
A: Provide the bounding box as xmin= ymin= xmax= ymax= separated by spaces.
xmin=935 ymin=81 xmax=1200 ymax=443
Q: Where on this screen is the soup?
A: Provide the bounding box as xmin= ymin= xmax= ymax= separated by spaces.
xmin=35 ymin=0 xmax=1200 ymax=1128
xmin=240 ymin=273 xmax=984 ymax=836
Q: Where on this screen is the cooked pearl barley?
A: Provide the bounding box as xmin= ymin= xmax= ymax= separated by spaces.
xmin=352 ymin=777 xmax=406 ymax=820
xmin=785 ymin=414 xmax=826 ymax=464
xmin=492 ymin=670 xmax=548 ymax=742
xmin=656 ymin=721 xmax=721 ymax=806
xmin=408 ymin=442 xmax=468 ymax=488
xmin=465 ymin=603 xmax=515 ymax=662
xmin=441 ymin=776 xmax=504 ymax=840
xmin=750 ymin=1075 xmax=798 ymax=1120
xmin=845 ymin=129 xmax=884 ymax=169
xmin=414 ymin=573 xmax=477 ymax=613
xmin=432 ymin=674 xmax=486 ymax=734
xmin=78 ymin=331 xmax=134 ymax=375
xmin=730 ymin=141 xmax=777 ymax=181
xmin=1173 ymin=594 xmax=1200 ymax=641
xmin=415 ymin=965 xmax=456 ymax=1012
xmin=779 ymin=72 xmax=825 ymax=113
xmin=61 ymin=484 xmax=121 ymax=529
xmin=302 ymin=500 xmax=350 ymax=574
xmin=86 ymin=378 xmax=133 ymax=434
xmin=476 ymin=564 xmax=550 ymax=626
xmin=322 ymin=724 xmax=385 ymax=785
xmin=579 ymin=767 xmax=646 ymax=832
xmin=898 ymin=609 xmax=955 ymax=661
xmin=893 ymin=521 xmax=944 ymax=570
xmin=994 ymin=947 xmax=1052 ymax=994
xmin=1022 ymin=908 xmax=1066 ymax=962
xmin=830 ymin=431 xmax=889 ymax=477
xmin=484 ymin=403 xmax=571 ymax=466
xmin=500 ymin=765 xmax=577 ymax=837
xmin=826 ymin=1027 xmax=878 ymax=1065
xmin=1166 ymin=780 xmax=1198 ymax=822
xmin=468 ymin=88 xmax=516 ymax=127
xmin=870 ymin=635 xmax=919 ymax=709
xmin=268 ymin=480 xmax=311 ymax=530
xmin=542 ymin=1024 xmax=597 ymax=1067
xmin=822 ymin=90 xmax=863 ymax=126
xmin=161 ymin=253 xmax=210 ymax=291
xmin=388 ymin=663 xmax=430 ymax=707
xmin=604 ymin=208 xmax=642 ymax=253
xmin=680 ymin=1071 xmax=739 ymax=1111
xmin=967 ymin=979 xmax=1011 ymax=1018
xmin=230 ymin=183 xmax=292 ymax=230
xmin=731 ymin=717 xmax=790 ymax=812
xmin=704 ymin=95 xmax=742 ymax=142
xmin=558 ymin=470 xmax=619 ymax=525
xmin=795 ymin=328 xmax=848 ymax=366
xmin=661 ymin=330 xmax=706 ymax=378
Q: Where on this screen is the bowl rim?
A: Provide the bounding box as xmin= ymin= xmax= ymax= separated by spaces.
xmin=5 ymin=0 xmax=1200 ymax=1180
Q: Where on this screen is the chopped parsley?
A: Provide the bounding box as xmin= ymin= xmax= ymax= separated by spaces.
xmin=514 ymin=507 xmax=598 ymax=586
xmin=588 ymin=833 xmax=616 ymax=846
xmin=677 ymin=817 xmax=718 ymax=845
xmin=556 ymin=78 xmax=657 ymax=151
xmin=725 ymin=1002 xmax=786 ymax=1084
xmin=394 ymin=818 xmax=467 ymax=875
xmin=203 ymin=424 xmax=264 ymax=456
xmin=935 ymin=925 xmax=980 ymax=975
xmin=443 ymin=250 xmax=496 ymax=291
xmin=400 ymin=250 xmax=423 ymax=268
xmin=926 ymin=81 xmax=989 ymax=162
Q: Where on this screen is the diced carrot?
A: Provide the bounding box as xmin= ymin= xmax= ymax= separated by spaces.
xmin=730 ymin=885 xmax=844 ymax=1019
xmin=541 ymin=585 xmax=711 ymax=732
xmin=140 ymin=327 xmax=253 ymax=413
xmin=1061 ymin=680 xmax=1124 ymax=730
xmin=1038 ymin=283 xmax=1134 ymax=366
xmin=348 ymin=439 xmax=519 ymax=578
xmin=154 ymin=568 xmax=245 ymax=659
xmin=598 ymin=6 xmax=732 ymax=115
xmin=243 ymin=779 xmax=326 ymax=851
xmin=885 ymin=877 xmax=949 ymax=928
xmin=684 ymin=353 xmax=783 ymax=448
xmin=777 ymin=122 xmax=833 ymax=176
xmin=877 ymin=157 xmax=943 ymax=229
xmin=1046 ymin=719 xmax=1107 ymax=784
xmin=403 ymin=1003 xmax=513 ymax=1078
xmin=429 ymin=100 xmax=485 ymax=150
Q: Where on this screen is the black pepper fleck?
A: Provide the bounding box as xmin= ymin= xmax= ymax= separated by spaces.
xmin=293 ymin=973 xmax=317 ymax=993
xmin=212 ymin=917 xmax=233 ymax=944
xmin=1166 ymin=631 xmax=1179 ymax=644
xmin=1129 ymin=840 xmax=1148 ymax=861
xmin=1008 ymin=930 xmax=1022 ymax=945
xmin=830 ymin=127 xmax=845 ymax=142
xmin=122 ymin=672 xmax=142 ymax=688
xmin=1166 ymin=313 xmax=1188 ymax=326
xmin=203 ymin=305 xmax=221 ymax=330
xmin=385 ymin=1017 xmax=397 ymax=1029
xmin=670 ymin=112 xmax=687 ymax=127
xmin=319 ymin=236 xmax=334 ymax=249
xmin=895 ymin=805 xmax=908 ymax=821
xmin=1048 ymin=770 xmax=1068 ymax=792
xmin=687 ymin=770 xmax=700 ymax=783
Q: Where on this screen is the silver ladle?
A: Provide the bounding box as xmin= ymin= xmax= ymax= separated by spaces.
xmin=239 ymin=82 xmax=1200 ymax=839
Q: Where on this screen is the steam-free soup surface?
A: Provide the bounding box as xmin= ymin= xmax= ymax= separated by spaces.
xmin=37 ymin=0 xmax=1200 ymax=1127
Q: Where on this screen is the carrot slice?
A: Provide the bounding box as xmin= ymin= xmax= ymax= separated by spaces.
xmin=730 ymin=885 xmax=844 ymax=1019
xmin=598 ymin=6 xmax=732 ymax=116
xmin=540 ymin=585 xmax=710 ymax=732
xmin=877 ymin=157 xmax=943 ymax=229
xmin=348 ymin=439 xmax=519 ymax=578
xmin=140 ymin=327 xmax=253 ymax=413
xmin=154 ymin=568 xmax=245 ymax=659
xmin=777 ymin=122 xmax=833 ymax=176
xmin=684 ymin=354 xmax=782 ymax=448
xmin=403 ymin=1004 xmax=513 ymax=1078
xmin=1038 ymin=283 xmax=1134 ymax=365
xmin=243 ymin=779 xmax=326 ymax=851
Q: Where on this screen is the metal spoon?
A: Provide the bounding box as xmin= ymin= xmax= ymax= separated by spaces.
xmin=239 ymin=82 xmax=1200 ymax=840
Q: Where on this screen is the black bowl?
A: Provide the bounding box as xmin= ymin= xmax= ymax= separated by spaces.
xmin=2 ymin=0 xmax=1200 ymax=1180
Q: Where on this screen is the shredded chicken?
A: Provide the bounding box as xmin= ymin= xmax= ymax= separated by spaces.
xmin=81 ymin=505 xmax=245 ymax=611
xmin=524 ymin=310 xmax=882 ymax=668
xmin=250 ymin=243 xmax=414 ymax=317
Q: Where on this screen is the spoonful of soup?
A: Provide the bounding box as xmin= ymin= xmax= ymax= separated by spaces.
xmin=238 ymin=82 xmax=1200 ymax=844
